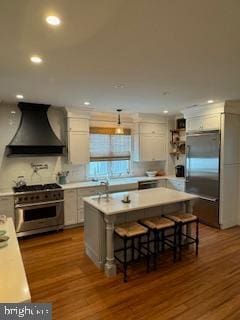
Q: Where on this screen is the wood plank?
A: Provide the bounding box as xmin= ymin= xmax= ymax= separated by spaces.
xmin=19 ymin=224 xmax=240 ymax=320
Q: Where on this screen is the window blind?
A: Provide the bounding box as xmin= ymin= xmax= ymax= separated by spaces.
xmin=90 ymin=132 xmax=131 ymax=161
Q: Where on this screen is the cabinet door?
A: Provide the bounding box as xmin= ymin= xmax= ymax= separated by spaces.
xmin=186 ymin=117 xmax=203 ymax=131
xmin=157 ymin=180 xmax=166 ymax=187
xmin=167 ymin=180 xmax=185 ymax=191
xmin=203 ymin=115 xmax=220 ymax=130
xmin=68 ymin=132 xmax=90 ymax=164
xmin=77 ymin=186 xmax=104 ymax=209
xmin=186 ymin=115 xmax=220 ymax=132
xmin=68 ymin=118 xmax=89 ymax=132
xmin=140 ymin=134 xmax=166 ymax=161
xmin=78 ymin=208 xmax=84 ymax=224
xmin=140 ymin=123 xmax=167 ymax=135
xmin=0 ymin=196 xmax=14 ymax=220
xmin=64 ymin=190 xmax=78 ymax=226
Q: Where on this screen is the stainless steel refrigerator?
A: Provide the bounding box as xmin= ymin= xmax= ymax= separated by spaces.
xmin=185 ymin=131 xmax=220 ymax=228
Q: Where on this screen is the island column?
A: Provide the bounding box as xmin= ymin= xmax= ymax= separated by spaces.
xmin=104 ymin=214 xmax=117 ymax=277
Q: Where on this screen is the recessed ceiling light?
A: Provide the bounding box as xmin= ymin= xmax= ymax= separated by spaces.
xmin=84 ymin=101 xmax=90 ymax=105
xmin=16 ymin=94 xmax=24 ymax=99
xmin=208 ymin=100 xmax=214 ymax=104
xmin=30 ymin=56 xmax=43 ymax=64
xmin=46 ymin=16 xmax=61 ymax=26
xmin=163 ymin=110 xmax=168 ymax=114
xmin=11 ymin=110 xmax=16 ymax=114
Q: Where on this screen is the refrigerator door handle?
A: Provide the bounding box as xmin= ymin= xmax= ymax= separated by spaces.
xmin=199 ymin=196 xmax=218 ymax=202
xmin=185 ymin=145 xmax=190 ymax=183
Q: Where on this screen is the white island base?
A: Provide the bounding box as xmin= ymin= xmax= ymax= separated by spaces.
xmin=83 ymin=187 xmax=198 ymax=277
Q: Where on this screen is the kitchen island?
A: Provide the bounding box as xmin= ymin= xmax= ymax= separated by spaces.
xmin=83 ymin=187 xmax=198 ymax=277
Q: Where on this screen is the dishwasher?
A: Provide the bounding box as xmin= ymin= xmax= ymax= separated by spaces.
xmin=138 ymin=180 xmax=158 ymax=189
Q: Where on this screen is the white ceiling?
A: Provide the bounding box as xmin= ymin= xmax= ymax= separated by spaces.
xmin=0 ymin=0 xmax=240 ymax=114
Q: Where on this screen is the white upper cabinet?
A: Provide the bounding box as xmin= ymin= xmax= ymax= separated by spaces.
xmin=68 ymin=132 xmax=90 ymax=164
xmin=186 ymin=115 xmax=220 ymax=132
xmin=68 ymin=118 xmax=89 ymax=132
xmin=67 ymin=116 xmax=90 ymax=165
xmin=139 ymin=123 xmax=166 ymax=135
xmin=133 ymin=123 xmax=167 ymax=161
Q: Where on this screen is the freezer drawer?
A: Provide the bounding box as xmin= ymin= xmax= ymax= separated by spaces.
xmin=193 ymin=197 xmax=219 ymax=228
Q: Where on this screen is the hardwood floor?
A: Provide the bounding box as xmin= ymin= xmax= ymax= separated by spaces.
xmin=19 ymin=225 xmax=240 ymax=320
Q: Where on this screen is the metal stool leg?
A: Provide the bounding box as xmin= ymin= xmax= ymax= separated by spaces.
xmin=161 ymin=230 xmax=165 ymax=252
xmin=173 ymin=223 xmax=177 ymax=262
xmin=131 ymin=238 xmax=135 ymax=262
xmin=146 ymin=231 xmax=150 ymax=272
xmin=123 ymin=236 xmax=128 ymax=282
xmin=178 ymin=222 xmax=183 ymax=260
xmin=196 ymin=218 xmax=199 ymax=256
xmin=153 ymin=229 xmax=158 ymax=270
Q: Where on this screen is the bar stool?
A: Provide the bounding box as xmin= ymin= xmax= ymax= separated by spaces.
xmin=164 ymin=213 xmax=199 ymax=260
xmin=114 ymin=221 xmax=150 ymax=282
xmin=139 ymin=216 xmax=177 ymax=269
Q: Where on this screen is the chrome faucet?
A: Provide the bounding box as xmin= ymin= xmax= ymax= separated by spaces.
xmin=100 ymin=178 xmax=110 ymax=201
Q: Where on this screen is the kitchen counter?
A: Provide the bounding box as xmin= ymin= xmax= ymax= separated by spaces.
xmin=60 ymin=175 xmax=185 ymax=190
xmin=0 ymin=175 xmax=185 ymax=196
xmin=83 ymin=187 xmax=197 ymax=277
xmin=0 ymin=218 xmax=31 ymax=303
xmin=83 ymin=187 xmax=197 ymax=215
xmin=0 ymin=189 xmax=14 ymax=197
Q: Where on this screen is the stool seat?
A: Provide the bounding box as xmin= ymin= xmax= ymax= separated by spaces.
xmin=140 ymin=216 xmax=175 ymax=230
xmin=115 ymin=222 xmax=148 ymax=238
xmin=166 ymin=213 xmax=197 ymax=223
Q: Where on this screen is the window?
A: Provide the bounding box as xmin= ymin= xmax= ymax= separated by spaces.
xmin=88 ymin=128 xmax=131 ymax=178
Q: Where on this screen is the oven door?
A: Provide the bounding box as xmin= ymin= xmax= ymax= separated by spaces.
xmin=15 ymin=200 xmax=64 ymax=234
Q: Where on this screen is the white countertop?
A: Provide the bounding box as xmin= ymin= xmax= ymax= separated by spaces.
xmin=0 ymin=175 xmax=185 ymax=196
xmin=0 ymin=218 xmax=31 ymax=303
xmin=60 ymin=175 xmax=185 ymax=190
xmin=83 ymin=187 xmax=198 ymax=215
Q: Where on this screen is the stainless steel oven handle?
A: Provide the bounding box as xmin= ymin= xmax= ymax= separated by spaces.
xmin=15 ymin=199 xmax=64 ymax=208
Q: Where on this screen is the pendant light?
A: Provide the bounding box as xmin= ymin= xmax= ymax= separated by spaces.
xmin=115 ymin=109 xmax=124 ymax=135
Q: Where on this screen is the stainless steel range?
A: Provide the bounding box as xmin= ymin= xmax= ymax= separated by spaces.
xmin=14 ymin=183 xmax=64 ymax=237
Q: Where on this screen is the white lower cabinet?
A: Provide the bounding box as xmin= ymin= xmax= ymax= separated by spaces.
xmin=166 ymin=180 xmax=185 ymax=192
xmin=64 ymin=186 xmax=105 ymax=226
xmin=64 ymin=189 xmax=78 ymax=226
xmin=157 ymin=180 xmax=166 ymax=188
xmin=0 ymin=196 xmax=14 ymax=220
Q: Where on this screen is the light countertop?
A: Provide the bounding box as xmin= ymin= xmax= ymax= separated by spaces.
xmin=83 ymin=187 xmax=198 ymax=215
xmin=60 ymin=175 xmax=185 ymax=190
xmin=0 ymin=175 xmax=185 ymax=196
xmin=0 ymin=218 xmax=31 ymax=303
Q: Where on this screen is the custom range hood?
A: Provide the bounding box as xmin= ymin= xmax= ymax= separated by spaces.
xmin=7 ymin=102 xmax=65 ymax=156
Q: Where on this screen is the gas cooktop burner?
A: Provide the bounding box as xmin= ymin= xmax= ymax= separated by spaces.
xmin=13 ymin=183 xmax=62 ymax=193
